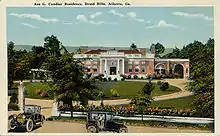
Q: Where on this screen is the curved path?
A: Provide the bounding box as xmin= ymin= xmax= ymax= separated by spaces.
xmin=89 ymin=79 xmax=193 ymax=105
xmin=8 ymin=79 xmax=193 ymax=118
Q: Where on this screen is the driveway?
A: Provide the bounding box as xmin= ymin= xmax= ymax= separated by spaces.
xmin=9 ymin=121 xmax=211 ymax=133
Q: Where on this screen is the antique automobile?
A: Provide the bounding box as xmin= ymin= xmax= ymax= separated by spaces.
xmin=8 ymin=105 xmax=45 ymax=132
xmin=86 ymin=111 xmax=128 ymax=133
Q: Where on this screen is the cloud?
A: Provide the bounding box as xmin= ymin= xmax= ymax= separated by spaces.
xmin=172 ymin=12 xmax=213 ymax=21
xmin=21 ymin=22 xmax=38 ymax=29
xmin=146 ymin=20 xmax=182 ymax=30
xmin=109 ymin=10 xmax=150 ymax=23
xmin=76 ymin=14 xmax=118 ymax=25
xmin=109 ymin=9 xmax=125 ymax=17
xmin=9 ymin=13 xmax=59 ymax=23
xmin=126 ymin=12 xmax=149 ymax=23
xmin=61 ymin=21 xmax=73 ymax=25
xmin=90 ymin=12 xmax=102 ymax=19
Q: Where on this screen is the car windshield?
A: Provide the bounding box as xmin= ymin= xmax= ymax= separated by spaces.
xmin=24 ymin=106 xmax=40 ymax=113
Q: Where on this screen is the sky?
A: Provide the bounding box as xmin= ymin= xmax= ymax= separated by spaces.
xmin=7 ymin=7 xmax=214 ymax=48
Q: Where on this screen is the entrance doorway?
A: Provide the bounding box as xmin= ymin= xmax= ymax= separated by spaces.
xmin=110 ymin=67 xmax=116 ymax=75
xmin=174 ymin=64 xmax=184 ymax=78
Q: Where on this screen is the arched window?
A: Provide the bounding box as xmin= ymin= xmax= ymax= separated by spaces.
xmin=155 ymin=63 xmax=166 ymax=74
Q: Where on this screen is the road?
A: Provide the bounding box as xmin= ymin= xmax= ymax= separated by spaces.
xmin=9 ymin=121 xmax=211 ymax=133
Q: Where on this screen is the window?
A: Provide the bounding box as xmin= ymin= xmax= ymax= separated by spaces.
xmin=87 ymin=55 xmax=91 ymax=58
xmin=135 ymin=68 xmax=139 ymax=72
xmin=93 ymin=68 xmax=97 ymax=72
xmin=128 ymin=66 xmax=132 ymax=72
xmin=186 ymin=68 xmax=188 ymax=73
xmin=134 ymin=55 xmax=139 ymax=57
xmin=142 ymin=66 xmax=145 ymax=72
xmin=87 ymin=69 xmax=90 ymax=72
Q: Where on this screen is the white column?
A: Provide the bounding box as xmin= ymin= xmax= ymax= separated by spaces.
xmin=18 ymin=82 xmax=24 ymax=112
xmin=122 ymin=59 xmax=124 ymax=75
xmin=117 ymin=59 xmax=120 ymax=75
xmin=100 ymin=59 xmax=102 ymax=74
xmin=105 ymin=59 xmax=107 ymax=74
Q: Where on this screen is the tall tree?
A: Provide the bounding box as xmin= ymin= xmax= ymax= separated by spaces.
xmin=189 ymin=38 xmax=214 ymax=118
xmin=48 ymin=52 xmax=100 ymax=117
xmin=42 ymin=35 xmax=100 ymax=117
xmin=8 ymin=41 xmax=16 ymax=89
xmin=44 ymin=35 xmax=62 ymax=56
xmin=150 ymin=43 xmax=165 ymax=58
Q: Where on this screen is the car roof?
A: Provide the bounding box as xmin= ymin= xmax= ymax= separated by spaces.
xmin=88 ymin=111 xmax=115 ymax=114
xmin=25 ymin=105 xmax=41 ymax=107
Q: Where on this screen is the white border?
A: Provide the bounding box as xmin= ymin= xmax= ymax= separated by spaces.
xmin=0 ymin=0 xmax=219 ymax=135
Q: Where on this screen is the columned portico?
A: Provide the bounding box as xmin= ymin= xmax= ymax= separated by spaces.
xmin=100 ymin=58 xmax=125 ymax=76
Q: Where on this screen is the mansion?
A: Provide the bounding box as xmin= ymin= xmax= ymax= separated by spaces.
xmin=74 ymin=47 xmax=189 ymax=79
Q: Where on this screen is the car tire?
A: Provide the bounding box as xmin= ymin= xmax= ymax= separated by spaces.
xmin=26 ymin=119 xmax=34 ymax=132
xmin=87 ymin=126 xmax=98 ymax=133
xmin=8 ymin=117 xmax=16 ymax=131
xmin=118 ymin=127 xmax=128 ymax=133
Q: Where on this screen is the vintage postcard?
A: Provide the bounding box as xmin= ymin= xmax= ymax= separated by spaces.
xmin=0 ymin=0 xmax=219 ymax=135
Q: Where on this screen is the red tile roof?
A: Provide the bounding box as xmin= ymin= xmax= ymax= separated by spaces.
xmin=84 ymin=49 xmax=143 ymax=55
xmin=84 ymin=49 xmax=106 ymax=54
xmin=119 ymin=50 xmax=143 ymax=55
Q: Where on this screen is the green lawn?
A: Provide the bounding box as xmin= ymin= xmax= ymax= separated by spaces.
xmin=8 ymin=81 xmax=181 ymax=100
xmin=150 ymin=95 xmax=195 ymax=109
xmin=101 ymin=81 xmax=181 ymax=99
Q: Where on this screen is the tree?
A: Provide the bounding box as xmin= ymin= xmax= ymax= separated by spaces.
xmin=48 ymin=52 xmax=100 ymax=118
xmin=130 ymin=43 xmax=137 ymax=50
xmin=42 ymin=35 xmax=100 ymax=117
xmin=43 ymin=35 xmax=63 ymax=56
xmin=189 ymin=38 xmax=214 ymax=118
xmin=150 ymin=43 xmax=165 ymax=58
xmin=8 ymin=41 xmax=16 ymax=89
xmin=132 ymin=80 xmax=153 ymax=121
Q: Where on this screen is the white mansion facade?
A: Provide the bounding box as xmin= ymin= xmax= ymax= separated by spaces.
xmin=74 ymin=47 xmax=189 ymax=79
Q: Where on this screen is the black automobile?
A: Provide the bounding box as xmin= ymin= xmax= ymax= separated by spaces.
xmin=86 ymin=111 xmax=128 ymax=133
xmin=8 ymin=105 xmax=45 ymax=132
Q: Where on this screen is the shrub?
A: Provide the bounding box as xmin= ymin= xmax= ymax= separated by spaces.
xmin=36 ymin=89 xmax=42 ymax=95
xmin=157 ymin=81 xmax=162 ymax=86
xmin=133 ymin=75 xmax=138 ymax=79
xmin=8 ymin=103 xmax=19 ymax=111
xmin=40 ymin=91 xmax=48 ymax=97
xmin=108 ymin=77 xmax=112 ymax=81
xmin=10 ymin=92 xmax=18 ymax=104
xmin=103 ymin=78 xmax=108 ymax=82
xmin=128 ymin=75 xmax=131 ymax=79
xmin=114 ymin=78 xmax=118 ymax=81
xmin=110 ymin=89 xmax=120 ymax=97
xmin=142 ymin=81 xmax=155 ymax=95
xmin=160 ymin=82 xmax=169 ymax=91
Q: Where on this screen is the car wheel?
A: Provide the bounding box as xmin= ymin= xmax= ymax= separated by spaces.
xmin=26 ymin=119 xmax=34 ymax=132
xmin=118 ymin=127 xmax=128 ymax=133
xmin=8 ymin=117 xmax=16 ymax=130
xmin=87 ymin=126 xmax=98 ymax=133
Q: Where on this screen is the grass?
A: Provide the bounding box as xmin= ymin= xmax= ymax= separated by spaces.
xmin=101 ymin=81 xmax=181 ymax=99
xmin=150 ymin=95 xmax=195 ymax=109
xmin=8 ymin=81 xmax=181 ymax=100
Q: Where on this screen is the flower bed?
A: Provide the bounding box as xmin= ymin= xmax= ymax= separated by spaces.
xmin=58 ymin=105 xmax=198 ymax=117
